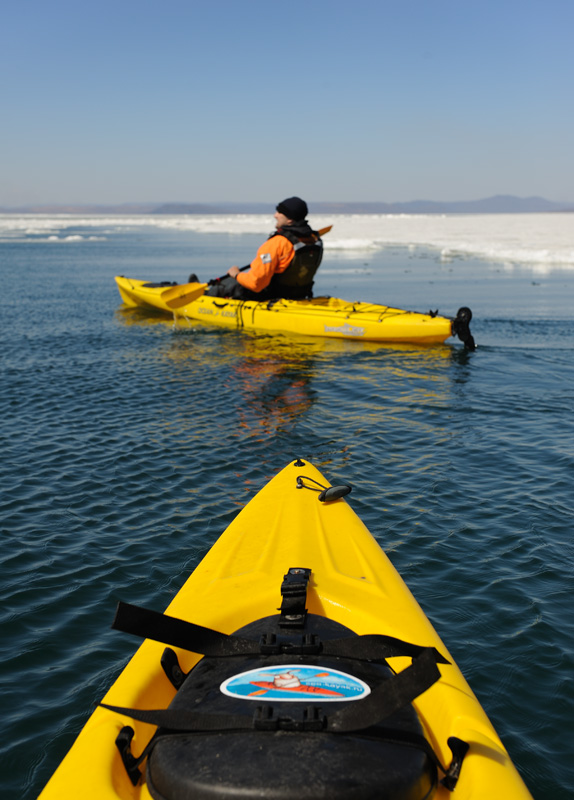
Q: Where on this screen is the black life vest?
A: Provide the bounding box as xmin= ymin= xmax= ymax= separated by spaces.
xmin=265 ymin=224 xmax=323 ymax=300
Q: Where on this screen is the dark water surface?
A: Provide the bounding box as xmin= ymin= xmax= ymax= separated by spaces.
xmin=1 ymin=223 xmax=573 ymax=798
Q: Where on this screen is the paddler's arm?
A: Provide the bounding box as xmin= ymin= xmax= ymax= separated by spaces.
xmin=226 ymin=237 xmax=294 ymax=293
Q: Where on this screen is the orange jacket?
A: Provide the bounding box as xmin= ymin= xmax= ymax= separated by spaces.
xmin=236 ymin=235 xmax=295 ymax=293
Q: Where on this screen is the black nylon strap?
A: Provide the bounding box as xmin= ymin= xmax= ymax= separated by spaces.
xmin=321 ymin=634 xmax=450 ymax=665
xmin=326 ymin=648 xmax=440 ymax=732
xmin=101 ymin=703 xmax=250 ymax=731
xmin=112 ymin=601 xmax=449 ymax=665
xmin=100 ymin=648 xmax=441 ymax=735
xmin=112 ymin=602 xmax=260 ymax=657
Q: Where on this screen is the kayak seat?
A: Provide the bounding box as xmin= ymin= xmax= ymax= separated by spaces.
xmin=145 ymin=614 xmax=438 ymax=800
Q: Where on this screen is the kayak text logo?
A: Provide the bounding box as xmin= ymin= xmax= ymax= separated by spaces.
xmin=323 ymin=323 xmax=365 ymax=337
xmin=220 ymin=665 xmax=371 ymax=702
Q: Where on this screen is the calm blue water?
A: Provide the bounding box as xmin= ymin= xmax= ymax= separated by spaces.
xmin=1 ymin=222 xmax=573 ymax=799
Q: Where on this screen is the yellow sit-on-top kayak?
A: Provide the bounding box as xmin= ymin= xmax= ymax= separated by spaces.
xmin=114 ymin=276 xmax=476 ymax=349
xmin=39 ymin=460 xmax=530 ymax=799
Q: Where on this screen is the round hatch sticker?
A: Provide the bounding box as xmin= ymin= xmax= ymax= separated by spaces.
xmin=220 ymin=665 xmax=371 ymax=702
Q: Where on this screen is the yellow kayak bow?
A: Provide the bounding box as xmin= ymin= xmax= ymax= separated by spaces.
xmin=40 ymin=459 xmax=529 ymax=799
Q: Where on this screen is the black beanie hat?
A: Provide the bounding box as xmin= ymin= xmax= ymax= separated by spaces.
xmin=276 ymin=196 xmax=308 ymax=221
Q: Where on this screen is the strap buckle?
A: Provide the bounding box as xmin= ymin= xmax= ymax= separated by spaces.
xmin=259 ymin=632 xmax=321 ymax=655
xmin=254 ymin=705 xmax=326 ymax=732
xmin=279 ymin=568 xmax=311 ymax=629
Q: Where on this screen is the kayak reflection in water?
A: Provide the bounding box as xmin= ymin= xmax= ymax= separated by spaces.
xmin=206 ymin=197 xmax=324 ymax=301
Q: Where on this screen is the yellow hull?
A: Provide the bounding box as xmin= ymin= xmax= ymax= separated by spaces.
xmin=114 ymin=276 xmax=182 ymax=312
xmin=40 ymin=460 xmax=531 ymax=799
xmin=114 ymin=276 xmax=455 ymax=345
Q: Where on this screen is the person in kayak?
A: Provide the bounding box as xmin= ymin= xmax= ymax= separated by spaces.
xmin=206 ymin=196 xmax=324 ymax=300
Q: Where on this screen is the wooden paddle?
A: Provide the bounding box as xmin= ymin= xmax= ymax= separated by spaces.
xmin=162 ymin=225 xmax=333 ymax=309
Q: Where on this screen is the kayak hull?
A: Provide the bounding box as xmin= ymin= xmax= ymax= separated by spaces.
xmin=174 ymin=293 xmax=454 ymax=345
xmin=114 ymin=277 xmax=181 ymax=312
xmin=39 ymin=460 xmax=531 ymax=799
xmin=114 ymin=276 xmax=455 ymax=345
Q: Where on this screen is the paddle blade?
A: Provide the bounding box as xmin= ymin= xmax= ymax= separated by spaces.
xmin=161 ymin=281 xmax=206 ymax=302
xmin=164 ymin=283 xmax=208 ymax=308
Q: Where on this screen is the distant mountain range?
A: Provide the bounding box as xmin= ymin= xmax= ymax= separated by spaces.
xmin=2 ymin=195 xmax=573 ymax=215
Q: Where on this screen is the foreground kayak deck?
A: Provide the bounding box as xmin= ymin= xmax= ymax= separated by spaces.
xmin=114 ymin=276 xmax=476 ymax=348
xmin=40 ymin=460 xmax=530 ymax=799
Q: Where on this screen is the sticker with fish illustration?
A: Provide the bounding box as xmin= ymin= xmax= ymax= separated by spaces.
xmin=220 ymin=665 xmax=371 ymax=702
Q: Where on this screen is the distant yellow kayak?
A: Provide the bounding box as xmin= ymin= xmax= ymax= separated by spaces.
xmin=40 ymin=459 xmax=530 ymax=799
xmin=114 ymin=276 xmax=476 ymax=348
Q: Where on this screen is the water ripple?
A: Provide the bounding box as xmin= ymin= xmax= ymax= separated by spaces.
xmin=1 ymin=239 xmax=573 ymax=799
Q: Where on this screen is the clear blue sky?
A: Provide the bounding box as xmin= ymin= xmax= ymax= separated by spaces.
xmin=2 ymin=0 xmax=573 ymax=206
